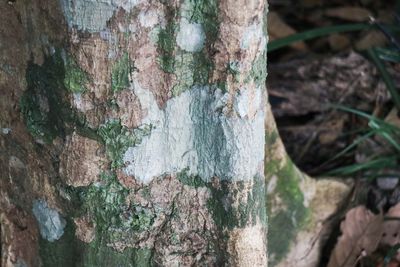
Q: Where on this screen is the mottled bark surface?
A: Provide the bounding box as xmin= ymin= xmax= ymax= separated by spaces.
xmin=1 ymin=0 xmax=269 ymax=266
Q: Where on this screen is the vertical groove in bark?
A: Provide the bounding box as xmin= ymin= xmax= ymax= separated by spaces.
xmin=1 ymin=0 xmax=268 ymax=266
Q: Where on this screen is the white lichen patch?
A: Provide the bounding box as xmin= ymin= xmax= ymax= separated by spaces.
xmin=1 ymin=128 xmax=11 ymax=134
xmin=176 ymin=19 xmax=205 ymax=52
xmin=234 ymin=87 xmax=263 ymax=119
xmin=32 ymin=199 xmax=66 ymax=242
xmin=123 ymin=81 xmax=265 ymax=183
xmin=240 ymin=22 xmax=267 ymax=52
xmin=60 ymin=0 xmax=143 ymax=32
xmin=72 ymin=93 xmax=93 ymax=112
xmin=9 ymin=156 xmax=26 ymax=169
xmin=139 ymin=9 xmax=164 ymax=29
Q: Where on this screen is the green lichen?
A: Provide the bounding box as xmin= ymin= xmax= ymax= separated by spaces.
xmin=97 ymin=120 xmax=152 ymax=168
xmin=182 ymin=0 xmax=219 ymax=41
xmin=175 ymin=170 xmax=266 ymax=231
xmin=129 ymin=207 xmax=155 ymax=231
xmin=82 ymin=172 xmax=129 ymax=231
xmin=247 ymin=51 xmax=267 ymax=88
xmin=82 ymin=243 xmax=154 ymax=267
xmin=39 ymin=219 xmax=154 ymax=267
xmin=64 ymin=55 xmax=88 ymax=93
xmin=207 ymin=175 xmax=266 ymax=230
xmin=155 ymin=0 xmax=219 ymax=95
xmin=79 ymin=172 xmax=155 ymax=246
xmin=266 ymin=130 xmax=279 ymax=147
xmin=39 ymin=218 xmax=82 ymax=267
xmin=176 ymin=169 xmax=206 ymax=188
xmin=266 ymin=159 xmax=310 ymax=266
xmin=82 ymin=245 xmax=136 ymax=267
xmin=157 ymin=21 xmax=177 ymax=74
xmin=20 ymin=52 xmax=67 ymax=143
xmin=20 ymin=50 xmax=99 ymax=144
xmin=111 ymin=53 xmax=131 ymax=92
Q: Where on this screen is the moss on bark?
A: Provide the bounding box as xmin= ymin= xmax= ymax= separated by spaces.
xmin=266 ymin=158 xmax=310 ymax=266
xmin=20 ymin=49 xmax=98 ymax=143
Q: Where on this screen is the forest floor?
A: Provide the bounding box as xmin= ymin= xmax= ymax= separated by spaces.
xmin=268 ymin=0 xmax=400 ymax=266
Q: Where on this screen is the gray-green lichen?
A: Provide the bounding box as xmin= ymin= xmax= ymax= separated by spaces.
xmin=207 ymin=175 xmax=267 ymax=230
xmin=111 ymin=53 xmax=131 ymax=93
xmin=39 ymin=217 xmax=154 ymax=267
xmin=247 ymin=51 xmax=268 ymax=88
xmin=20 ymin=50 xmax=98 ymax=144
xmin=32 ymin=199 xmax=66 ymax=242
xmin=64 ymin=55 xmax=88 ymax=93
xmin=123 ymin=84 xmax=265 ymax=183
xmin=97 ymin=119 xmax=152 ymax=169
xmin=20 ymin=52 xmax=67 ymax=143
xmin=60 ymin=0 xmax=143 ymax=32
xmin=156 ymin=0 xmax=218 ymax=96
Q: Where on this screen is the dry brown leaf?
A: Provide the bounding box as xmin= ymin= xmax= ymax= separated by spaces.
xmin=384 ymin=108 xmax=400 ymax=128
xmin=267 ymin=12 xmax=307 ymax=51
xmin=380 ymin=203 xmax=400 ymax=261
xmin=327 ymin=206 xmax=383 ymax=267
xmin=325 ymin=7 xmax=372 ymax=22
xmin=328 ymin=34 xmax=351 ymax=51
xmin=356 ymin=30 xmax=387 ymax=51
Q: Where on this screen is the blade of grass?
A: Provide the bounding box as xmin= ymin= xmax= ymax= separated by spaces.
xmin=377 ymin=130 xmax=400 ymax=152
xmin=324 ymin=156 xmax=397 ymax=176
xmin=267 ymin=23 xmax=371 ymax=52
xmin=366 ymin=48 xmax=400 ymax=111
xmin=325 ymin=131 xmax=375 ymax=164
xmin=376 ymin=47 xmax=400 ymax=63
xmin=374 ymin=22 xmax=400 ymax=51
xmin=330 ymin=105 xmax=400 ymax=132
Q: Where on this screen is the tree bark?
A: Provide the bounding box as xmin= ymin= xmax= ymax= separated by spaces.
xmin=1 ymin=0 xmax=270 ymax=266
xmin=0 ymin=0 xmax=351 ymax=266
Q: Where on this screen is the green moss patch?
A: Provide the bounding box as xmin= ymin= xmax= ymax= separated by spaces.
xmin=266 ymin=159 xmax=310 ymax=266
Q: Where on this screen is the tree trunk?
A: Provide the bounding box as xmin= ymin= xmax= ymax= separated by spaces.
xmin=0 ymin=0 xmax=351 ymax=266
xmin=1 ymin=0 xmax=269 ymax=266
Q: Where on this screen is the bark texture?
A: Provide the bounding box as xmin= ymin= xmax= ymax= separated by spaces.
xmin=1 ymin=0 xmax=269 ymax=266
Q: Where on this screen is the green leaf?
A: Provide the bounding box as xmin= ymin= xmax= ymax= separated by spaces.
xmin=376 ymin=47 xmax=400 ymax=63
xmin=267 ymin=23 xmax=371 ymax=52
xmin=325 ymin=156 xmax=398 ymax=176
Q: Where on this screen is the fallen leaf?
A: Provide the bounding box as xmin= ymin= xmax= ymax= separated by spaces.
xmin=327 ymin=206 xmax=383 ymax=267
xmin=328 ymin=34 xmax=351 ymax=51
xmin=380 ymin=203 xmax=400 ymax=261
xmin=355 ymin=30 xmax=387 ymax=51
xmin=384 ymin=108 xmax=400 ymax=129
xmin=325 ymin=7 xmax=372 ymax=22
